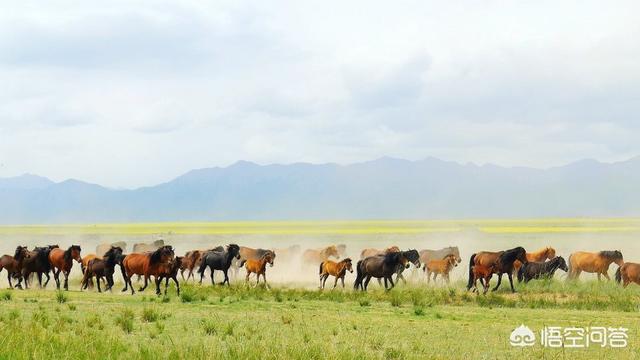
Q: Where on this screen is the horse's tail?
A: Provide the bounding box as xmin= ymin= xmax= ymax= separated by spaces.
xmin=517 ymin=264 xmax=524 ymax=283
xmin=353 ymin=260 xmax=363 ymax=290
xmin=615 ymin=265 xmax=622 ymax=284
xmin=319 ymin=261 xmax=324 ymax=275
xmin=466 ymin=253 xmax=476 ymax=290
xmin=197 ymin=255 xmax=207 ymax=275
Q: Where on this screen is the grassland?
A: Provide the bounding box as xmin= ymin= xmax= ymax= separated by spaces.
xmin=0 ymin=281 xmax=639 ymax=359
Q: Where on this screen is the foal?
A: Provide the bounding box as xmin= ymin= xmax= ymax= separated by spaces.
xmin=319 ymin=258 xmax=353 ymax=289
xmin=424 ymin=254 xmax=458 ymax=284
xmin=244 ymin=253 xmax=274 ymax=286
xmin=471 ymin=264 xmax=494 ymax=294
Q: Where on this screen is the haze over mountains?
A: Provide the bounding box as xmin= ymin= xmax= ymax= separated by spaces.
xmin=1 ymin=156 xmax=639 ymax=224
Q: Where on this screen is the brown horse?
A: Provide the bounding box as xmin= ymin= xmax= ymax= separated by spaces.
xmin=424 ymin=254 xmax=458 ymax=284
xmin=319 ymin=258 xmax=353 ymax=289
xmin=180 ymin=250 xmax=204 ymax=282
xmin=80 ymin=246 xmax=123 ymax=292
xmin=616 ymin=262 xmax=640 ymax=288
xmin=48 ymin=245 xmax=82 ymax=290
xmin=80 ymin=253 xmax=100 ymax=289
xmin=302 ymin=245 xmax=339 ymax=264
xmin=157 ymin=256 xmax=183 ymax=295
xmin=22 ymin=245 xmax=58 ymax=289
xmin=244 ymin=253 xmax=274 ymax=286
xmin=360 ymin=246 xmax=400 ymax=259
xmin=122 ymin=245 xmax=175 ymax=294
xmin=470 ymin=264 xmax=495 ymax=294
xmin=466 ymin=247 xmax=528 ymax=293
xmin=568 ymin=250 xmax=623 ymax=281
xmin=0 ymin=246 xmax=29 ymax=289
xmin=513 ymin=247 xmax=556 ymax=274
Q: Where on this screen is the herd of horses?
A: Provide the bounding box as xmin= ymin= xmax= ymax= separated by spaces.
xmin=0 ymin=240 xmax=638 ymax=295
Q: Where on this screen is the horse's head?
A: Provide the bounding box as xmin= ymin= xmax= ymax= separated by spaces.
xmin=263 ymin=252 xmax=275 ymax=267
xmin=70 ymin=245 xmax=82 ymax=263
xmin=173 ymin=256 xmax=183 ymax=271
xmin=451 ymin=247 xmax=462 ymax=263
xmin=228 ymin=244 xmax=241 ymax=259
xmin=555 ymin=256 xmax=569 ymax=272
xmin=403 ymin=249 xmax=421 ymax=269
xmin=343 ymin=258 xmax=354 ymax=273
xmin=613 ymin=250 xmax=624 ymax=266
xmin=14 ymin=246 xmax=29 ymax=261
xmin=514 ymin=247 xmax=528 ymax=264
xmin=546 ymin=247 xmax=557 ymax=260
xmin=446 ymin=254 xmax=458 ymax=267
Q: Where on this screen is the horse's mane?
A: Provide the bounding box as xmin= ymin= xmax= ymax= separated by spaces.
xmin=149 ymin=245 xmax=173 ymax=265
xmin=341 ymin=257 xmax=352 ymax=264
xmin=402 ymin=249 xmax=420 ymax=262
xmin=499 ymin=247 xmax=525 ymax=263
xmin=599 ymin=250 xmax=623 ymax=261
xmin=13 ymin=246 xmax=26 ymax=261
xmin=104 ymin=246 xmax=122 ymax=266
xmin=64 ymin=245 xmax=81 ymax=262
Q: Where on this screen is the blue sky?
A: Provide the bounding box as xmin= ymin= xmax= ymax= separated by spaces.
xmin=1 ymin=1 xmax=639 ymax=188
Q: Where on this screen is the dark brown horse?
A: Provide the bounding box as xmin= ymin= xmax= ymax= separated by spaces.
xmin=354 ymin=251 xmax=412 ymax=291
xmin=157 ymin=256 xmax=183 ymax=295
xmin=80 ymin=246 xmax=123 ymax=292
xmin=121 ymin=245 xmax=175 ymax=294
xmin=21 ymin=245 xmax=58 ymax=289
xmin=49 ymin=245 xmax=82 ymax=290
xmin=0 ymin=246 xmax=29 ymax=289
xmin=466 ymin=247 xmax=527 ymax=293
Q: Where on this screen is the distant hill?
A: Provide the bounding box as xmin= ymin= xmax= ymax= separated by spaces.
xmin=1 ymin=156 xmax=640 ymax=223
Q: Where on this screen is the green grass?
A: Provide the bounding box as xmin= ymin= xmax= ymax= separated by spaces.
xmin=0 ymin=282 xmax=638 ymax=359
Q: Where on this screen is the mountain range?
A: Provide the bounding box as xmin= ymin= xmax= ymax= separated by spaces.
xmin=1 ymin=156 xmax=639 ymax=223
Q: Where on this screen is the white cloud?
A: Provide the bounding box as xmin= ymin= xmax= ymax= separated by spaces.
xmin=0 ymin=1 xmax=639 ymax=188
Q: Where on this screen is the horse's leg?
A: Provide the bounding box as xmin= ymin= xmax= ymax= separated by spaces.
xmin=426 ymin=270 xmax=431 ymax=284
xmin=180 ymin=269 xmax=185 ymax=281
xmin=445 ymin=273 xmax=450 ymax=284
xmin=97 ymin=276 xmax=102 ymax=293
xmin=246 ymin=271 xmax=251 ymax=283
xmin=210 ymin=269 xmax=215 ymax=285
xmin=63 ymin=271 xmax=70 ymax=291
xmin=492 ymin=274 xmax=503 ymax=292
xmin=155 ymin=277 xmax=162 ymax=295
xmin=603 ymin=271 xmax=611 ymax=281
xmin=54 ymin=269 xmax=61 ymax=289
xmin=37 ymin=272 xmax=43 ymax=288
xmin=7 ymin=272 xmax=12 ymax=289
xmin=363 ymin=276 xmax=372 ymax=291
xmin=507 ymin=272 xmax=516 ymax=293
xmin=333 ymin=276 xmax=339 ymax=289
xmin=387 ymin=276 xmax=395 ymax=290
xmin=322 ymin=275 xmax=329 ymax=289
xmin=139 ymin=275 xmax=149 ymax=292
xmin=223 ymin=269 xmax=230 ymax=285
xmin=341 ymin=276 xmax=345 ymax=288
xmin=597 ymin=273 xmax=602 ymax=281
xmin=383 ymin=277 xmax=388 ymax=290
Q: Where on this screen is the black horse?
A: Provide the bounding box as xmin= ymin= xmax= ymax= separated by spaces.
xmin=517 ymin=256 xmax=568 ymax=283
xmin=377 ymin=249 xmax=421 ymax=285
xmin=354 ymin=251 xmax=413 ymax=291
xmin=21 ymin=245 xmax=58 ymax=289
xmin=198 ymin=244 xmax=241 ymax=285
xmin=81 ymin=246 xmax=123 ymax=292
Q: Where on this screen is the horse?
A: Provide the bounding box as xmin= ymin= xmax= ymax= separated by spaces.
xmin=360 ymin=246 xmax=400 ymax=260
xmin=319 ymin=258 xmax=353 ymax=289
xmin=568 ymin=250 xmax=623 ymax=281
xmin=0 ymin=246 xmax=29 ymax=289
xmin=353 ymin=251 xmax=412 ymax=291
xmin=157 ymin=256 xmax=182 ymax=295
xmin=390 ymin=249 xmax=421 ymax=284
xmin=180 ymin=250 xmax=204 ymax=282
xmin=121 ymin=245 xmax=175 ymax=294
xmin=21 ymin=245 xmax=58 ymax=289
xmin=302 ymin=245 xmax=340 ymax=265
xmin=48 ymin=245 xmax=82 ymax=290
xmin=419 ymin=246 xmax=462 ymax=265
xmin=517 ymin=256 xmax=568 ymax=283
xmin=81 ymin=246 xmax=123 ymax=292
xmin=466 ymin=247 xmax=527 ymax=293
xmin=470 ymin=264 xmax=495 ymax=294
xmin=96 ymin=241 xmax=127 ymax=258
xmin=616 ymin=262 xmax=640 ymax=288
xmin=424 ymin=254 xmax=458 ymax=284
xmin=512 ymin=247 xmax=556 ymax=275
xmin=244 ymin=252 xmax=275 ymax=287
xmin=132 ymin=239 xmax=165 ymax=253
xmin=235 ymin=246 xmax=276 ymax=276
xmin=198 ymin=244 xmax=241 ymax=286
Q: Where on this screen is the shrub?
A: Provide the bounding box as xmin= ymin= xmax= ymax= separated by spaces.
xmin=115 ymin=308 xmax=135 ymax=333
xmin=55 ymin=291 xmax=67 ymax=304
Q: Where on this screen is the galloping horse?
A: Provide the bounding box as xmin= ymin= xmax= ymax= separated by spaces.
xmin=244 ymin=252 xmax=275 ymax=286
xmin=49 ymin=245 xmax=82 ymax=290
xmin=157 ymin=256 xmax=182 ymax=295
xmin=391 ymin=249 xmax=421 ymax=284
xmin=419 ymin=247 xmax=462 ymax=265
xmin=424 ymin=254 xmax=458 ymax=284
xmin=354 ymin=251 xmax=412 ymax=291
xmin=0 ymin=246 xmax=29 ymax=289
xmin=616 ymin=262 xmax=640 ymax=288
xmin=517 ymin=256 xmax=568 ymax=283
xmin=302 ymin=245 xmax=339 ymax=264
xmin=81 ymin=246 xmax=123 ymax=292
xmin=319 ymin=258 xmax=353 ymax=289
xmin=198 ymin=244 xmax=241 ymax=286
xmin=180 ymin=250 xmax=204 ymax=282
xmin=235 ymin=246 xmax=276 ymax=276
xmin=568 ymin=250 xmax=623 ymax=281
xmin=22 ymin=245 xmax=58 ymax=289
xmin=512 ymin=247 xmax=556 ymax=275
xmin=360 ymin=246 xmax=400 ymax=260
xmin=122 ymin=245 xmax=175 ymax=294
xmin=467 ymin=247 xmax=527 ymax=293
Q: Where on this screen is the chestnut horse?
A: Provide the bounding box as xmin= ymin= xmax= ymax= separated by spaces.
xmin=466 ymin=247 xmax=527 ymax=293
xmin=49 ymin=245 xmax=82 ymax=290
xmin=319 ymin=258 xmax=353 ymax=289
xmin=0 ymin=246 xmax=29 ymax=289
xmin=302 ymin=245 xmax=339 ymax=264
xmin=354 ymin=251 xmax=412 ymax=291
xmin=122 ymin=245 xmax=175 ymax=294
xmin=512 ymin=247 xmax=556 ymax=275
xmin=568 ymin=250 xmax=623 ymax=281
xmin=616 ymin=262 xmax=640 ymax=288
xmin=360 ymin=246 xmax=400 ymax=260
xmin=424 ymin=254 xmax=458 ymax=284
xmin=470 ymin=263 xmax=495 ymax=294
xmin=244 ymin=253 xmax=275 ymax=286
xmin=180 ymin=250 xmax=204 ymax=282
xmin=235 ymin=247 xmax=276 ymax=276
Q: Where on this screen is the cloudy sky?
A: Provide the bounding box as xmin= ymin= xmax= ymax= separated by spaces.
xmin=1 ymin=1 xmax=639 ymax=188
